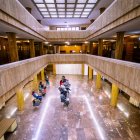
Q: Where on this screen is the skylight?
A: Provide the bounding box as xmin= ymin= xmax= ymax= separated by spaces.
xmin=33 ymin=0 xmax=98 ymax=18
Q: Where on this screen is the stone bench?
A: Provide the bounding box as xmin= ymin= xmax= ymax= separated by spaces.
xmin=0 ymin=118 xmax=17 ymax=140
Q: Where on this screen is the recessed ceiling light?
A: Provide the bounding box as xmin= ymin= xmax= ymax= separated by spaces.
xmin=85 ymin=41 xmax=89 ymax=44
xmin=45 ymin=42 xmax=49 ymax=44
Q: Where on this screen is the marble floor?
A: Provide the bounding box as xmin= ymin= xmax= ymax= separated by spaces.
xmin=0 ymin=75 xmax=140 ymax=140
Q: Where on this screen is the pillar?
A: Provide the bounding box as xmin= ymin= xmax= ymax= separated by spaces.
xmin=29 ymin=39 xmax=35 ymax=58
xmin=41 ymin=68 xmax=45 ymax=81
xmin=33 ymin=75 xmax=38 ymax=90
xmin=81 ymin=64 xmax=84 ymax=76
xmin=96 ymin=73 xmax=101 ymax=89
xmin=54 ymin=46 xmax=57 ymax=54
xmin=81 ymin=43 xmax=86 ymax=53
xmin=16 ymin=88 xmax=24 ymax=111
xmin=111 ymin=84 xmax=119 ymax=107
xmin=87 ymin=43 xmax=90 ymax=54
xmin=98 ymin=39 xmax=103 ymax=56
xmin=88 ymin=66 xmax=93 ymax=80
xmin=7 ymin=32 xmax=19 ymax=62
xmin=57 ymin=46 xmax=60 ymax=53
xmin=100 ymin=7 xmax=106 ymax=14
xmin=89 ymin=41 xmax=93 ymax=55
xmin=115 ymin=32 xmax=125 ymax=59
xmin=53 ymin=64 xmax=56 ymax=75
xmin=40 ymin=42 xmax=44 ymax=55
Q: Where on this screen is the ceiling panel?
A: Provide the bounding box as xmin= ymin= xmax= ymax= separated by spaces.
xmin=33 ymin=0 xmax=99 ymax=18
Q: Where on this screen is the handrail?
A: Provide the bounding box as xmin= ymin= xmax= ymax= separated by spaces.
xmin=0 ymin=54 xmax=140 ymax=101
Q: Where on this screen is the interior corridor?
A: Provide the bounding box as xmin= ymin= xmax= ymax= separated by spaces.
xmin=0 ymin=75 xmax=140 ymax=140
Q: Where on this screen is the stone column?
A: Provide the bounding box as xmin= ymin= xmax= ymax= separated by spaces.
xmin=7 ymin=32 xmax=19 ymax=62
xmin=98 ymin=39 xmax=103 ymax=56
xmin=16 ymin=87 xmax=24 ymax=111
xmin=54 ymin=46 xmax=57 ymax=54
xmin=96 ymin=73 xmax=101 ymax=89
xmin=88 ymin=66 xmax=93 ymax=80
xmin=41 ymin=68 xmax=45 ymax=81
xmin=81 ymin=64 xmax=84 ymax=76
xmin=89 ymin=41 xmax=93 ymax=55
xmin=111 ymin=84 xmax=119 ymax=107
xmin=56 ymin=46 xmax=60 ymax=53
xmin=29 ymin=39 xmax=35 ymax=58
xmin=115 ymin=32 xmax=125 ymax=59
xmin=33 ymin=75 xmax=38 ymax=90
xmin=40 ymin=42 xmax=44 ymax=55
xmin=53 ymin=64 xmax=56 ymax=75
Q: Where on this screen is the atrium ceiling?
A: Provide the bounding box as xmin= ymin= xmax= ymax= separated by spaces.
xmin=18 ymin=0 xmax=114 ymax=26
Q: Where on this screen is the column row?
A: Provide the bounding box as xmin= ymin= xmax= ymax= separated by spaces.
xmin=5 ymin=32 xmax=46 ymax=63
xmin=85 ymin=65 xmax=119 ymax=107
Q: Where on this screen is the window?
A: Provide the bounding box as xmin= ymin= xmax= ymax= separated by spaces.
xmin=57 ymin=27 xmax=80 ymax=31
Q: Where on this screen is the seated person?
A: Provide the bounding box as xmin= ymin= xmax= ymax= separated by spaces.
xmin=39 ymin=82 xmax=44 ymax=92
xmin=32 ymin=91 xmax=42 ymax=101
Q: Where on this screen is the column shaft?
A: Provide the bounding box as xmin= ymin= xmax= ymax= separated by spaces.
xmin=89 ymin=42 xmax=93 ymax=54
xmin=82 ymin=64 xmax=84 ymax=76
xmin=54 ymin=46 xmax=57 ymax=54
xmin=53 ymin=64 xmax=56 ymax=75
xmin=88 ymin=66 xmax=93 ymax=80
xmin=111 ymin=84 xmax=119 ymax=107
xmin=7 ymin=32 xmax=19 ymax=62
xmin=29 ymin=39 xmax=35 ymax=58
xmin=115 ymin=32 xmax=125 ymax=59
xmin=16 ymin=88 xmax=24 ymax=111
xmin=41 ymin=68 xmax=45 ymax=81
xmin=98 ymin=39 xmax=103 ymax=56
xmin=96 ymin=73 xmax=101 ymax=89
xmin=33 ymin=75 xmax=38 ymax=90
xmin=40 ymin=42 xmax=44 ymax=55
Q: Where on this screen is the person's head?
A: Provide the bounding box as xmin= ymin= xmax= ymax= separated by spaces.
xmin=39 ymin=81 xmax=42 ymax=85
xmin=62 ymin=76 xmax=65 ymax=81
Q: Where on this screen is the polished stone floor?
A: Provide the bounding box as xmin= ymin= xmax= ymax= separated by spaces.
xmin=0 ymin=75 xmax=140 ymax=140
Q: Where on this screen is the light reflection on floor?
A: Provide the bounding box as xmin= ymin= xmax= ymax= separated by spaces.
xmin=0 ymin=75 xmax=140 ymax=140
